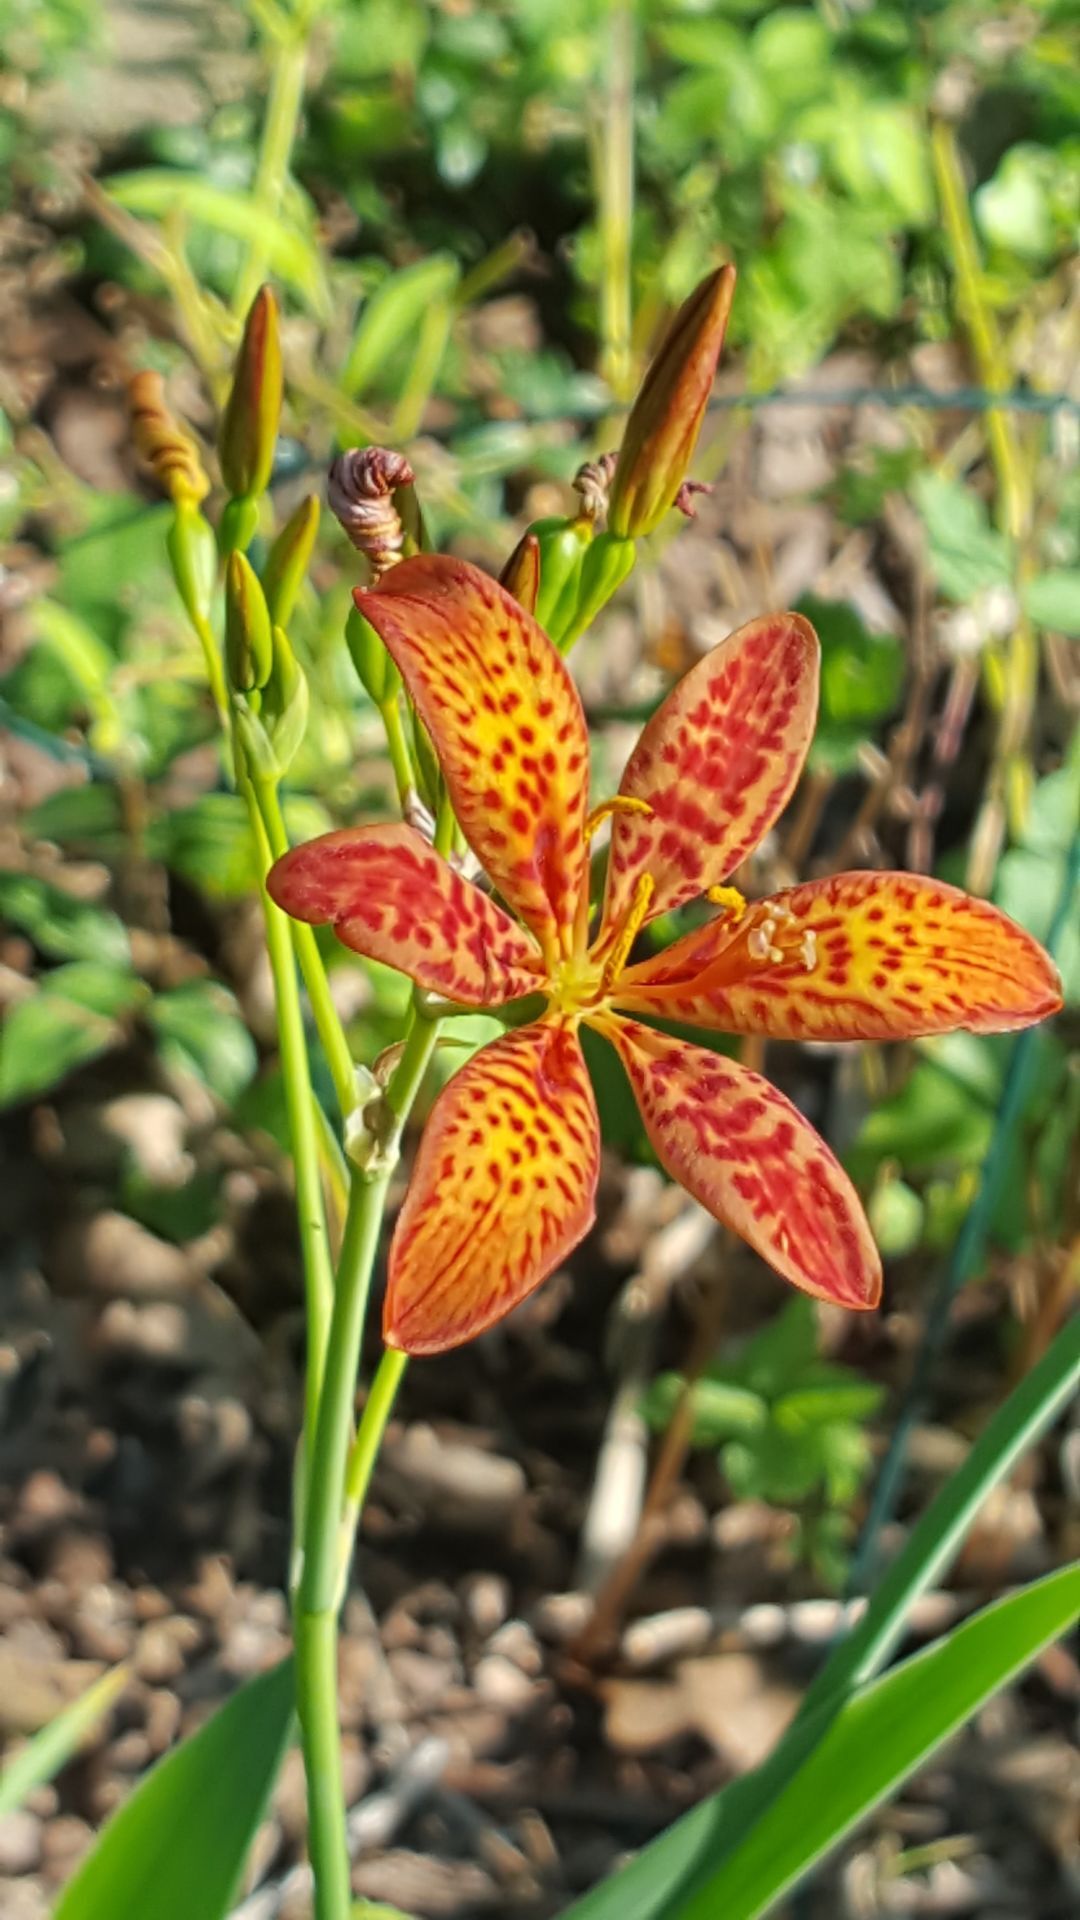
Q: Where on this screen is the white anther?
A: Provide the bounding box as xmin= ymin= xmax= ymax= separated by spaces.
xmin=768 ymin=946 xmax=784 ymax=963
xmin=747 ymin=925 xmax=772 ymax=961
xmin=800 ymin=930 xmax=818 ymax=972
xmin=772 ymin=902 xmax=796 ymax=924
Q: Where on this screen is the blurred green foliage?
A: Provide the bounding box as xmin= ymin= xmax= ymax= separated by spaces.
xmin=644 ymin=1298 xmax=885 ymax=1584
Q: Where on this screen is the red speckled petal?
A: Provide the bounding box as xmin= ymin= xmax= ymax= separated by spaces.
xmin=267 ymin=823 xmax=546 ymax=1006
xmin=600 ymin=1015 xmax=880 ymax=1310
xmin=385 ymin=1019 xmax=600 ymax=1354
xmin=355 ymin=556 xmax=590 ymax=967
xmin=616 ymin=871 xmax=1064 ymax=1040
xmin=602 ymin=612 xmax=819 ymax=929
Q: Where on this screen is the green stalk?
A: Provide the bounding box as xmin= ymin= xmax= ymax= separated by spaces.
xmin=232 ymin=13 xmax=312 ymax=320
xmin=293 ymin=1010 xmax=439 ymax=1920
xmin=258 ymin=781 xmax=358 ymax=1119
xmin=593 ymin=0 xmax=635 ymax=400
xmin=245 ymin=789 xmax=334 ymax=1452
xmin=379 ymin=695 xmax=417 ymax=812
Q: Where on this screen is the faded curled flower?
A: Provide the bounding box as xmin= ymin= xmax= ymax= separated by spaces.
xmin=328 ymin=448 xmax=417 ymax=578
xmin=269 ymin=557 xmax=1062 ymax=1356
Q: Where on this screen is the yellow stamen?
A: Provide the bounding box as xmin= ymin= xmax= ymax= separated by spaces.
xmin=601 ymin=871 xmax=655 ymax=992
xmin=707 ymin=884 xmax=747 ymax=921
xmin=584 ymin=794 xmax=653 ymax=841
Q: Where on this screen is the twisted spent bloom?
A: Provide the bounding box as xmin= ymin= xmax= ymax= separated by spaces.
xmin=269 ymin=557 xmax=1062 ymax=1356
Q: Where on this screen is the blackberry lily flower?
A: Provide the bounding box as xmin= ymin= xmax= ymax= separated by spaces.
xmin=268 ymin=557 xmax=1062 ymax=1355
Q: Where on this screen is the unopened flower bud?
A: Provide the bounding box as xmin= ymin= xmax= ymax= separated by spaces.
xmin=167 ymin=501 xmax=217 ymax=627
xmin=130 ymin=371 xmax=209 ymax=507
xmin=220 ymin=286 xmax=283 ymax=502
xmin=225 ymin=550 xmax=273 ymax=692
xmin=328 ymin=448 xmax=416 ymax=578
xmin=608 ymin=264 xmax=736 ymax=539
xmin=345 ymin=605 xmax=401 ymax=707
xmin=498 ymin=531 xmax=541 ymax=613
xmin=263 ymin=493 xmax=320 ymax=629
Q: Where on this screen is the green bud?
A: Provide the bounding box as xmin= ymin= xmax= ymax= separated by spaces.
xmin=219 ymin=492 xmax=261 ymax=557
xmin=261 ymin=625 xmax=310 ymax=773
xmin=560 ymin=531 xmax=636 ymax=651
xmin=220 ymin=285 xmax=283 ymax=501
xmin=167 ymin=501 xmax=217 ymax=628
xmin=344 ymin=604 xmax=401 ymax=707
xmin=263 ymin=493 xmax=320 ymax=628
xmin=530 ymin=515 xmax=593 ymax=640
xmin=225 ymin=550 xmax=274 ymax=692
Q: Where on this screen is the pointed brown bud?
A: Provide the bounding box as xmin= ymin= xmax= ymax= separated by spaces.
xmin=130 ymin=371 xmax=209 ymax=507
xmin=498 ymin=532 xmax=541 ymax=613
xmin=608 ymin=264 xmax=735 ymax=539
xmin=328 ymin=448 xmax=416 ymax=578
xmin=220 ymin=286 xmax=283 ymax=501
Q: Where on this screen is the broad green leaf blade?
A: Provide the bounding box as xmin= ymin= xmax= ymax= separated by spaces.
xmin=560 ymin=1317 xmax=1080 ymax=1920
xmin=0 ymin=992 xmax=117 ymax=1107
xmin=54 ymin=1659 xmax=294 ymax=1920
xmin=342 ymin=254 xmax=460 ymax=397
xmin=802 ymin=1310 xmax=1080 ymax=1712
xmin=0 ymin=1667 xmax=129 ymax=1819
xmin=102 ymin=173 xmax=328 ymax=311
xmin=673 ymin=1563 xmax=1080 ymax=1920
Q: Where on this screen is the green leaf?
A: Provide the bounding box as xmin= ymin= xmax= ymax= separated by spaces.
xmin=0 ymin=1667 xmax=130 ymax=1818
xmin=1021 ymin=569 xmax=1080 ymax=636
xmin=560 ymin=1564 xmax=1079 ymax=1920
xmin=44 ymin=963 xmax=149 ymax=1020
xmin=53 ymin=1659 xmax=294 ymax=1920
xmin=102 ymin=172 xmax=328 ymax=310
xmin=0 ymin=871 xmax=130 ymax=966
xmin=562 ymin=1318 xmax=1080 ymax=1920
xmin=341 ymin=254 xmax=460 ymax=396
xmin=151 ymin=793 xmax=332 ymax=899
xmin=674 ymin=1564 xmax=1080 ymax=1919
xmin=0 ymin=992 xmax=116 ymax=1107
xmin=911 ymin=471 xmax=1013 ymax=602
xmin=21 ymin=783 xmax=128 ymax=857
xmin=148 ymin=980 xmax=257 ymax=1104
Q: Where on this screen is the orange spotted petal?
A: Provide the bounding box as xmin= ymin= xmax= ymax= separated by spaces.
xmin=384 ymin=1019 xmax=600 ymax=1354
xmin=602 ymin=612 xmax=819 ymax=930
xmin=600 ymin=1015 xmax=880 ymax=1310
xmin=615 ymin=871 xmax=1064 ymax=1040
xmin=355 ymin=556 xmax=590 ymax=966
xmin=267 ymin=823 xmax=545 ymax=1006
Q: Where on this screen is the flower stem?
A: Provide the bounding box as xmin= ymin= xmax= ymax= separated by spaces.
xmin=293 ymin=1008 xmax=439 ymax=1918
xmin=257 ymin=781 xmax=358 ymax=1119
xmin=245 ymin=789 xmax=334 ymax=1452
xmin=593 ymin=0 xmax=635 ymax=400
xmin=379 ymin=695 xmax=416 ymax=812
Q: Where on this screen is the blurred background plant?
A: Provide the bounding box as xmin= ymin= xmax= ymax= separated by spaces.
xmin=0 ymin=2 xmax=1077 ymax=1916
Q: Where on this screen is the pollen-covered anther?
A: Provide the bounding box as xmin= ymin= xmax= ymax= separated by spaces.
xmin=706 ymin=884 xmax=747 ymax=922
xmin=601 ymin=871 xmax=656 ymax=992
xmin=799 ymin=930 xmax=818 ymax=972
xmin=585 ymin=794 xmax=654 ymax=842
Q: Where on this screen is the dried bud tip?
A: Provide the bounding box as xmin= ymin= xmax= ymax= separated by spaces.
xmin=328 ymin=448 xmax=417 ymax=578
xmin=674 ymin=479 xmax=713 ymax=519
xmin=498 ymin=530 xmax=541 ymax=613
xmin=130 ymin=371 xmax=209 ymax=507
xmin=573 ymin=452 xmax=619 ymax=526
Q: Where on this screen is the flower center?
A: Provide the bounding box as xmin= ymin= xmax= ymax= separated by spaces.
xmin=737 ymin=899 xmax=818 ymax=973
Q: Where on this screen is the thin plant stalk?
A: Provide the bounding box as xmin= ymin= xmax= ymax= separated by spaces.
xmin=245 ymin=789 xmax=334 ymax=1454
xmin=258 ymin=780 xmax=358 ymax=1118
xmin=593 ymin=0 xmax=636 ymax=400
xmin=233 ymin=8 xmax=313 ymax=320
xmin=293 ymin=1011 xmax=440 ymax=1920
